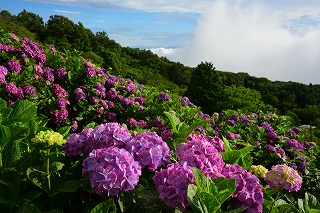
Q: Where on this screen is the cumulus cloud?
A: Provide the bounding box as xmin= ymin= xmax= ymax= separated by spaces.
xmin=149 ymin=48 xmax=177 ymax=57
xmin=170 ymin=1 xmax=320 ymax=84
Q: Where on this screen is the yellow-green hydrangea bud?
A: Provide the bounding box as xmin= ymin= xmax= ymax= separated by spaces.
xmin=32 ymin=130 xmax=66 ymax=146
xmin=250 ymin=165 xmax=268 ymax=178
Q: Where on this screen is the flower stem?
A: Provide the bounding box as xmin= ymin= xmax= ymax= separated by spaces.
xmin=0 ymin=152 xmax=2 ymax=168
xmin=47 ymin=149 xmax=51 ymax=191
xmin=269 ymin=189 xmax=281 ymax=213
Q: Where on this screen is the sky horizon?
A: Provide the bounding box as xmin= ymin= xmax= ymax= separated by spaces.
xmin=1 ymin=0 xmax=320 ymax=84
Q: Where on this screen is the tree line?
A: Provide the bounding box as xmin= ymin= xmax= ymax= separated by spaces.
xmin=1 ymin=9 xmax=319 ymax=132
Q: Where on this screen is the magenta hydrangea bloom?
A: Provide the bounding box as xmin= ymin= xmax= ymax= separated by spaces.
xmin=222 ymin=164 xmax=264 ymax=213
xmin=176 ymin=137 xmax=225 ymax=178
xmin=3 ymin=82 xmax=19 ymax=96
xmin=153 ymin=162 xmax=195 ymax=212
xmin=22 ymin=86 xmax=36 ymax=96
xmin=187 ymin=132 xmax=225 ymax=152
xmin=82 ymin=147 xmax=142 ymax=196
xmin=52 ymin=84 xmax=68 ymax=97
xmin=0 ymin=65 xmax=8 ymax=75
xmin=51 ymin=108 xmax=68 ymax=123
xmin=55 ymin=67 xmax=67 ymax=79
xmin=7 ymin=59 xmax=22 ymax=73
xmin=264 ymin=164 xmax=303 ymax=192
xmin=74 ymin=87 xmax=86 ymax=101
xmin=62 ymin=128 xmax=94 ymax=156
xmin=84 ymin=123 xmax=132 ymax=154
xmin=125 ymin=132 xmax=170 ymax=172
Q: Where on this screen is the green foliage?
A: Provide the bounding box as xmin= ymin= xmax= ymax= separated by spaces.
xmin=187 ymin=167 xmax=238 ymax=213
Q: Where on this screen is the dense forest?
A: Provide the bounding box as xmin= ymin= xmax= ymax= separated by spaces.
xmin=1 ymin=9 xmax=319 ymax=132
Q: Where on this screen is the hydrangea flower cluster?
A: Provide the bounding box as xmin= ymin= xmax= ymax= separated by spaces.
xmin=226 ymin=131 xmax=242 ymax=140
xmin=63 ymin=123 xmax=132 ymax=156
xmin=264 ymin=164 xmax=303 ymax=192
xmin=82 ymin=147 xmax=142 ymax=196
xmin=32 ymin=130 xmax=66 ymax=146
xmin=176 ymin=137 xmax=225 ymax=178
xmin=153 ymin=162 xmax=195 ymax=212
xmin=260 ymin=121 xmax=279 ymax=142
xmin=125 ymin=132 xmax=170 ymax=171
xmin=249 ymin=165 xmax=268 ymax=178
xmin=222 ymin=164 xmax=264 ymax=213
xmin=187 ymin=132 xmax=225 ymax=152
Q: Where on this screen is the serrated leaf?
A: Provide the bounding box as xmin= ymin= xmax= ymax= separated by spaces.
xmin=7 ymin=140 xmax=21 ymax=165
xmin=57 ymin=126 xmax=72 ymax=137
xmin=3 ymin=100 xmax=37 ymax=125
xmin=0 ymin=107 xmax=12 ymax=123
xmin=90 ymin=199 xmax=116 ymax=213
xmin=0 ymin=125 xmax=11 ymax=151
xmin=187 ymin=184 xmax=206 ymax=213
xmin=191 ymin=167 xmax=211 ymax=191
xmin=222 ymin=136 xmax=232 ymax=152
xmin=26 ymin=167 xmax=47 ymax=190
xmin=51 ymin=162 xmax=65 ymax=173
xmin=54 ymin=180 xmax=82 ymax=193
xmin=19 ymin=204 xmax=41 ymax=213
xmin=298 ymin=198 xmax=305 ymax=213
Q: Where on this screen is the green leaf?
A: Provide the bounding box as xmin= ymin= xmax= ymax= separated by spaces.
xmin=7 ymin=140 xmax=21 ymax=165
xmin=54 ymin=180 xmax=82 ymax=193
xmin=84 ymin=122 xmax=98 ymax=129
xmin=192 ymin=167 xmax=211 ymax=191
xmin=26 ymin=167 xmax=47 ymax=191
xmin=305 ymin=192 xmax=320 ymax=209
xmin=51 ymin=162 xmax=65 ymax=173
xmin=3 ymin=100 xmax=37 ymax=126
xmin=0 ymin=107 xmax=12 ymax=123
xmin=222 ymin=136 xmax=232 ymax=152
xmin=7 ymin=124 xmax=29 ymax=143
xmin=187 ymin=184 xmax=207 ymax=213
xmin=0 ymin=98 xmax=6 ymax=108
xmin=90 ymin=199 xmax=117 ymax=213
xmin=0 ymin=125 xmax=11 ymax=151
xmin=19 ymin=204 xmax=41 ymax=213
xmin=164 ymin=111 xmax=180 ymax=133
xmin=198 ymin=191 xmax=220 ymax=213
xmin=211 ymin=178 xmax=236 ymax=203
xmin=57 ymin=126 xmax=72 ymax=137
xmin=298 ymin=198 xmax=305 ymax=213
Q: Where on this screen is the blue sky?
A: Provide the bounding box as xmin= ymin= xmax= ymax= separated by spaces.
xmin=1 ymin=0 xmax=320 ymax=84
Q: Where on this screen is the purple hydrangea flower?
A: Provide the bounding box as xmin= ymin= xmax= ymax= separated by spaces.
xmin=187 ymin=132 xmax=225 ymax=152
xmin=86 ymin=67 xmax=96 ymax=77
xmin=3 ymin=82 xmax=19 ymax=96
xmin=89 ymin=96 xmax=99 ymax=105
xmin=22 ymin=86 xmax=36 ymax=96
xmin=286 ymin=139 xmax=304 ymax=150
xmin=161 ymin=129 xmax=173 ymax=141
xmin=62 ymin=128 xmax=93 ymax=156
xmin=125 ymin=83 xmax=136 ymax=94
xmin=106 ymin=75 xmax=119 ymax=86
xmin=82 ymin=147 xmax=142 ymax=196
xmin=107 ymin=88 xmax=118 ymax=101
xmin=42 ymin=67 xmax=55 ymax=83
xmin=56 ymin=97 xmax=69 ymax=109
xmin=240 ymin=116 xmax=250 ymax=125
xmin=7 ymin=59 xmax=22 ymax=73
xmin=159 ymin=92 xmax=170 ymax=101
xmin=222 ymin=164 xmax=264 ymax=213
xmin=267 ymin=131 xmax=279 ymax=142
xmin=74 ymin=87 xmax=86 ymax=101
xmin=200 ymin=111 xmax=211 ymax=120
xmin=0 ymin=73 xmax=5 ymax=83
xmin=226 ymin=119 xmax=236 ymax=126
xmin=176 ymin=137 xmax=225 ymax=178
xmin=52 ymin=108 xmax=68 ymax=124
xmin=264 ymin=164 xmax=303 ymax=192
xmin=260 ymin=122 xmax=274 ymax=133
xmin=106 ymin=112 xmax=117 ymax=122
xmin=52 ymin=84 xmax=68 ymax=97
xmin=84 ymin=123 xmax=132 ymax=154
xmin=231 ymin=114 xmax=240 ymax=121
xmin=71 ymin=120 xmax=78 ymax=132
xmin=153 ymin=162 xmax=195 ymax=212
xmin=125 ymin=132 xmax=171 ymax=171
xmin=94 ymin=83 xmax=106 ymax=98
xmin=126 ymin=118 xmax=138 ymax=129
xmin=0 ymin=66 xmax=8 ymax=75
xmin=55 ymin=67 xmax=67 ymax=79
xmin=135 ymin=96 xmax=145 ymax=104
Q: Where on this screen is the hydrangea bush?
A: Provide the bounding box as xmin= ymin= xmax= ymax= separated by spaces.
xmin=0 ymin=30 xmax=319 ymax=213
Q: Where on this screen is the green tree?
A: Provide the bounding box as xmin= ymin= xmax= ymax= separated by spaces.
xmin=185 ymin=61 xmax=224 ymax=114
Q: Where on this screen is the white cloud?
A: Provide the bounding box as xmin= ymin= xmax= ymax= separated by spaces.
xmin=150 ymin=48 xmax=177 ymax=57
xmin=169 ymin=1 xmax=320 ymax=84
xmin=52 ymin=9 xmax=81 ymax=14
